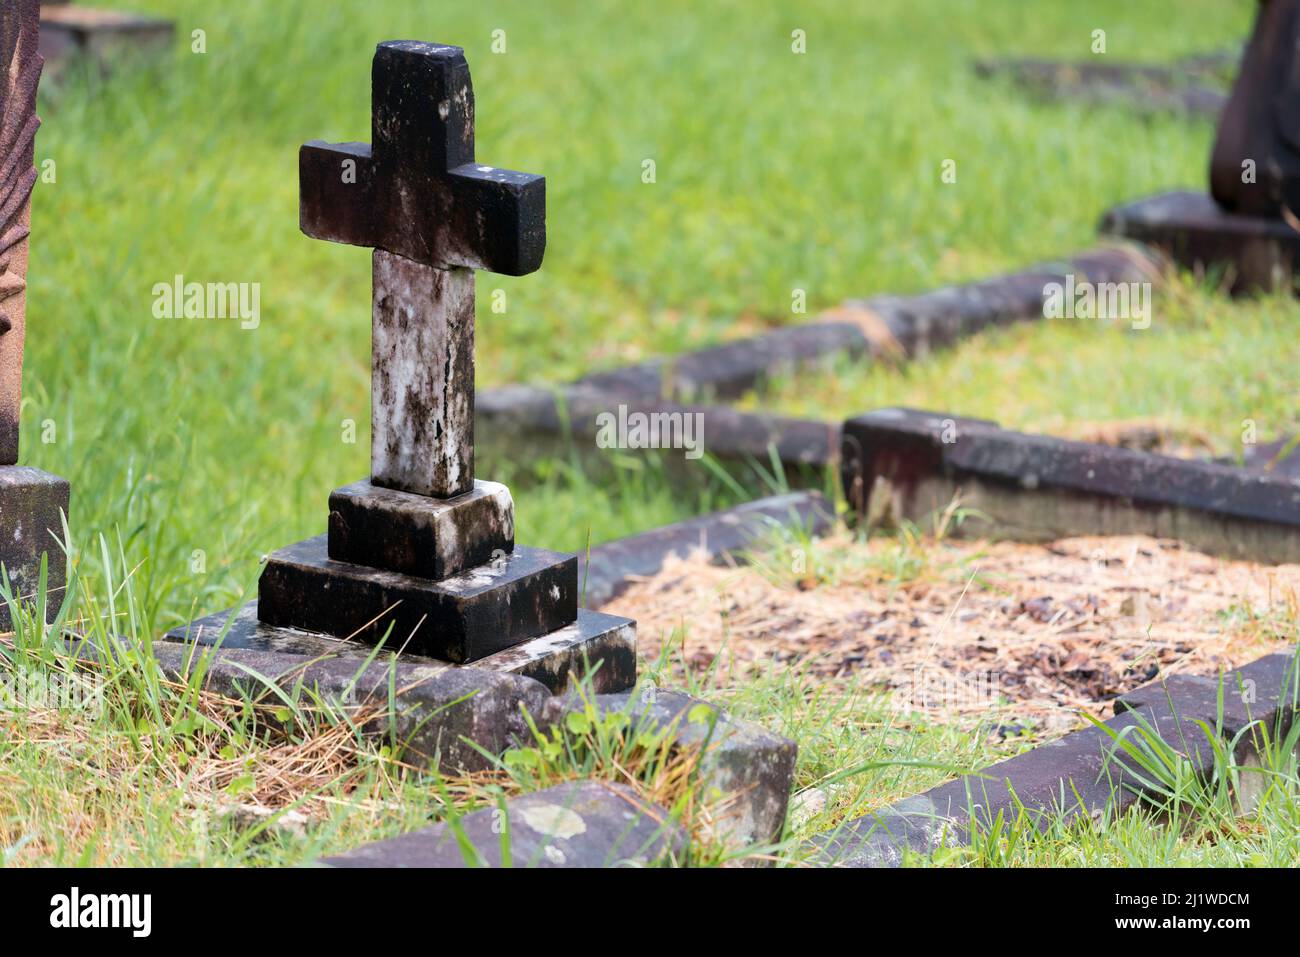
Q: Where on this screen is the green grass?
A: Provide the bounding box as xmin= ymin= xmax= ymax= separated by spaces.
xmin=4 ymin=0 xmax=1289 ymax=865
xmin=24 ymin=0 xmax=1250 ymax=628
xmin=750 ymin=279 xmax=1300 ymax=457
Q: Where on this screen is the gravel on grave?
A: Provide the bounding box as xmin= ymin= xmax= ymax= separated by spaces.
xmin=604 ymin=533 xmax=1299 ymax=729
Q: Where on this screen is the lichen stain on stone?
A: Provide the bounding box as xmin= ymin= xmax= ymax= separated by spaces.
xmin=519 ymin=803 xmax=586 ymax=840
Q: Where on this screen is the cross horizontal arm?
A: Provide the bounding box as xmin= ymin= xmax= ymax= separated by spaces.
xmin=300 ymin=141 xmax=375 ymax=248
xmin=439 ymin=163 xmax=545 ymax=275
xmin=299 ymin=142 xmax=545 ymax=275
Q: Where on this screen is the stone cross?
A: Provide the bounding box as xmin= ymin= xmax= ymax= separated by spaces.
xmin=0 ymin=0 xmax=42 ymax=464
xmin=300 ymin=41 xmax=545 ymax=498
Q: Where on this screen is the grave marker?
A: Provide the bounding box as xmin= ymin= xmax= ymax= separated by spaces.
xmin=167 ymin=41 xmax=633 ymax=692
xmin=1101 ymin=0 xmax=1300 ymax=293
xmin=0 ymin=0 xmax=70 ymax=630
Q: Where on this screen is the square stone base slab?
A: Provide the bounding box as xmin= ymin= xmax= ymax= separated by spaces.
xmin=1099 ymin=189 xmax=1300 ymax=294
xmin=328 ymin=478 xmax=513 ymax=579
xmin=258 ymin=535 xmax=577 ymax=662
xmin=0 ymin=466 xmax=70 ymax=631
xmin=162 ymin=600 xmax=635 ymax=695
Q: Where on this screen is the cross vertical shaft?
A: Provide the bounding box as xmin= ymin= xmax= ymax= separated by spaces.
xmin=372 ymin=252 xmax=474 ymax=497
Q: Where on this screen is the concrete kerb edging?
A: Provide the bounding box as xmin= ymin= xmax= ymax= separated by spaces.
xmin=809 ymin=651 xmax=1300 ymax=867
xmin=476 ymin=246 xmax=1161 ymax=485
xmin=317 ymin=686 xmax=799 ymax=867
xmin=840 ymin=407 xmax=1300 ymax=564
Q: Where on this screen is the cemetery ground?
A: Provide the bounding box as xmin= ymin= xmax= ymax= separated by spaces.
xmin=5 ymin=0 xmax=1299 ymax=868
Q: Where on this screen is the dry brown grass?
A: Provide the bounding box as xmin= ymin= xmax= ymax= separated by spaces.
xmin=606 ymin=533 xmax=1300 ymax=733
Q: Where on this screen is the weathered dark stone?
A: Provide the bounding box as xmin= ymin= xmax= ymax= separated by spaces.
xmin=370 ymin=251 xmax=475 ymax=497
xmin=162 ymin=601 xmax=635 ymax=695
xmin=135 ymin=640 xmax=552 ymax=773
xmin=570 ymin=248 xmax=1158 ymax=406
xmin=580 ymin=491 xmax=835 ymax=608
xmin=328 ymin=477 xmax=513 ymax=579
xmin=321 ymin=780 xmax=685 ymax=868
xmin=37 ymin=4 xmax=172 ymax=80
xmin=573 ymin=322 xmax=870 ymax=403
xmin=547 ymin=688 xmax=796 ymax=854
xmin=973 ymin=55 xmax=1228 ymax=118
xmin=842 ymin=408 xmax=1300 ymax=563
xmin=1241 ymin=434 xmax=1300 ymax=479
xmin=299 ymin=41 xmax=544 ymax=276
xmin=1116 ymin=653 xmax=1300 ymax=764
xmin=838 ymin=246 xmax=1161 ymax=357
xmin=469 ymin=608 xmax=636 ymax=695
xmin=1101 ymin=1 xmax=1300 ymax=294
xmin=1209 ymin=0 xmax=1300 ymax=218
xmin=814 ymin=649 xmax=1300 ymax=866
xmin=1101 ymin=190 xmax=1300 ymax=294
xmin=812 ymin=697 xmax=1217 ymax=866
xmin=0 ymin=0 xmax=42 ymax=465
xmin=477 ymin=384 xmax=838 ymax=487
xmin=0 ymin=466 xmax=68 ymax=630
xmin=257 ymin=535 xmax=578 ymax=662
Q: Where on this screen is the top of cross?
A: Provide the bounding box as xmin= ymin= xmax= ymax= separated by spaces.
xmin=300 ymin=40 xmax=545 ymax=275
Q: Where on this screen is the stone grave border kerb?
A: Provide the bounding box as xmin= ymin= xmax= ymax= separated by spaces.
xmin=475 ymin=244 xmax=1163 ymax=489
xmin=810 ymin=650 xmax=1300 ymax=867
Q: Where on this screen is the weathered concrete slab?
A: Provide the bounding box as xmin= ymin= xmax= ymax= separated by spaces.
xmin=1240 ymin=435 xmax=1300 ymax=479
xmin=134 ymin=640 xmax=552 ymax=773
xmin=162 ymin=601 xmax=635 ymax=695
xmin=328 ymin=478 xmax=513 ymax=579
xmin=1101 ymin=190 xmax=1300 ymax=294
xmin=0 ymin=466 xmax=68 ymax=630
xmin=813 ymin=650 xmax=1300 ymax=866
xmin=548 ymin=688 xmax=796 ymax=854
xmin=842 ymin=246 xmax=1161 ymax=357
xmin=974 ymin=56 xmax=1228 ymax=118
xmin=321 ymin=780 xmax=685 ymax=867
xmin=569 ymin=248 xmax=1158 ymax=407
xmin=842 ymin=408 xmax=1300 ymax=564
xmin=38 ymin=5 xmax=173 ymax=80
xmin=258 ymin=535 xmax=578 ymax=662
xmin=812 ymin=698 xmax=1212 ymax=866
xmin=1116 ymin=653 xmax=1299 ymax=764
xmin=580 ymin=491 xmax=835 ymax=608
xmin=478 ymin=385 xmax=838 ymax=486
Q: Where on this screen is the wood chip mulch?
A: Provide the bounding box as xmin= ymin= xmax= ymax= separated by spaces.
xmin=604 ymin=534 xmax=1300 ymax=729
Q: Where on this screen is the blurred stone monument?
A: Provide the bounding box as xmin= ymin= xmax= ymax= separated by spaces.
xmin=1102 ymin=0 xmax=1300 ymax=293
xmin=0 ymin=0 xmax=70 ymax=629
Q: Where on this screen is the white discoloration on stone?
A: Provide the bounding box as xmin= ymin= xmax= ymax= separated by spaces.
xmin=543 ymin=844 xmax=566 ymax=864
xmin=371 ymin=250 xmax=475 ymax=497
xmin=519 ymin=802 xmax=586 ymax=840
